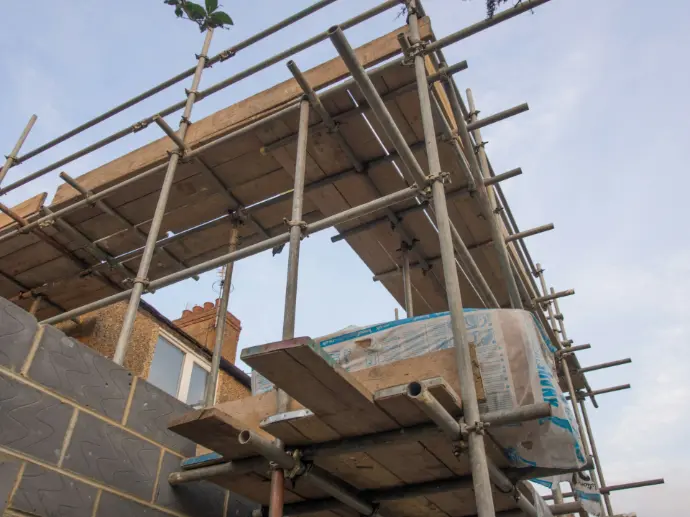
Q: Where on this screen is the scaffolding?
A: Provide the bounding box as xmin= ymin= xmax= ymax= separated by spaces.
xmin=0 ymin=0 xmax=665 ymax=516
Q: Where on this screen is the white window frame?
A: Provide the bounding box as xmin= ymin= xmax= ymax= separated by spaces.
xmin=154 ymin=329 xmax=215 ymax=405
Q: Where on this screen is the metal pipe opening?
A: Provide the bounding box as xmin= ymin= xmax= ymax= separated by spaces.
xmin=238 ymin=430 xmax=252 ymax=445
xmin=407 ymin=381 xmax=423 ymax=397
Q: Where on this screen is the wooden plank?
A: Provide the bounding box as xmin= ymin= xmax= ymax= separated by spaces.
xmin=372 ymin=381 xmax=481 ymax=517
xmin=51 ymin=19 xmax=434 ymax=207
xmin=243 ymin=338 xmax=398 ymax=436
xmin=204 ymin=341 xmax=488 ymax=517
xmin=197 ymin=347 xmax=485 ymax=441
xmin=168 ymin=408 xmax=269 ymax=460
xmin=0 ymin=192 xmax=47 ymax=230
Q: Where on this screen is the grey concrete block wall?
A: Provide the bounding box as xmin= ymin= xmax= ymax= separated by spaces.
xmin=0 ymin=297 xmax=257 ymax=517
xmin=0 ymin=298 xmax=38 ymax=371
xmin=0 ymin=372 xmax=73 ymax=464
xmin=127 ymin=379 xmax=196 ymax=457
xmin=12 ymin=463 xmax=98 ymax=517
xmin=62 ymin=412 xmax=162 ymax=500
xmin=0 ymin=459 xmax=22 ymax=513
xmin=28 ymin=325 xmax=134 ymax=421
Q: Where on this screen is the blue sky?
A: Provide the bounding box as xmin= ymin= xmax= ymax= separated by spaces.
xmin=1 ymin=1 xmax=687 ymax=515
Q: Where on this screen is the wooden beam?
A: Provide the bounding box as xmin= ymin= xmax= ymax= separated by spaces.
xmin=51 ymin=18 xmax=434 ymax=208
xmin=0 ymin=193 xmax=46 ymax=231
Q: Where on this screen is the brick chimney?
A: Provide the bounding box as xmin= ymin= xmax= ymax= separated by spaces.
xmin=173 ymin=300 xmax=242 ymax=364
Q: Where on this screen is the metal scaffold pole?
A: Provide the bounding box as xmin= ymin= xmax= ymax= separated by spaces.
xmin=405 ymin=3 xmax=495 ymax=515
xmin=541 ymin=274 xmax=605 ymax=516
xmin=535 ymin=263 xmax=570 ymax=510
xmin=28 ymin=295 xmax=43 ymax=316
xmin=204 ymin=215 xmax=243 ymax=407
xmin=550 ymin=280 xmax=612 ymax=516
xmin=271 ymin=98 xmax=311 ymax=517
xmin=578 ymin=397 xmax=613 ymax=515
xmin=0 ymin=114 xmax=37 ymax=186
xmin=401 ymin=242 xmax=414 ymax=317
xmin=465 ymin=89 xmax=523 ymax=309
xmin=112 ymin=28 xmax=215 ymax=366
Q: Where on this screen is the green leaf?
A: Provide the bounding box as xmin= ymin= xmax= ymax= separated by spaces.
xmin=174 ymin=5 xmax=183 ymax=17
xmin=164 ymin=0 xmax=179 ymax=5
xmin=205 ymin=0 xmax=218 ymax=13
xmin=183 ymin=1 xmax=207 ymax=21
xmin=210 ymin=10 xmax=233 ymax=27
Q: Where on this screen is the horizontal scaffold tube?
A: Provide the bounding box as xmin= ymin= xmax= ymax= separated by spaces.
xmin=172 ymin=401 xmax=554 ymax=482
xmin=577 ymin=358 xmax=632 ymax=374
xmin=276 ymin=460 xmax=591 ymax=517
xmin=0 ymin=0 xmax=402 ymax=196
xmin=6 ymin=0 xmax=341 ymax=169
xmin=371 ymin=223 xmax=554 ymax=281
xmin=567 ymin=384 xmax=631 ymax=401
xmin=261 ymin=59 xmax=469 ymax=155
xmin=0 ymin=53 xmax=429 ymax=245
xmin=238 ymin=431 xmax=377 ymax=516
xmin=466 ymin=103 xmax=529 ymax=132
xmin=11 ymin=141 xmax=421 ymax=303
xmin=41 ymin=185 xmax=419 ymax=324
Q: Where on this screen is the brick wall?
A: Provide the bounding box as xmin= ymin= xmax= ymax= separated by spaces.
xmin=56 ymin=300 xmax=249 ymax=404
xmin=0 ymin=298 xmax=256 ymax=517
xmin=173 ymin=301 xmax=241 ymax=365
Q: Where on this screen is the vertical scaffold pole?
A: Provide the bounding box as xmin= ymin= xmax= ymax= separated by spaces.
xmin=0 ymin=114 xmax=37 ymax=186
xmin=406 ymin=3 xmax=495 ymax=516
xmin=270 ymin=98 xmax=310 ymax=517
xmin=401 ymin=242 xmax=414 ymax=317
xmin=112 ymin=29 xmax=214 ymax=365
xmin=465 ymin=89 xmax=522 ymax=309
xmin=535 ymin=264 xmax=571 ymax=512
xmin=204 ymin=216 xmax=242 ymax=407
xmin=579 ymin=397 xmax=614 ymax=515
xmin=549 ymin=286 xmax=605 ymax=516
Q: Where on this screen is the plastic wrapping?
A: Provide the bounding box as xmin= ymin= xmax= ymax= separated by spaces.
xmin=572 ymin=471 xmax=604 ymax=516
xmin=252 ymin=308 xmax=586 ymax=471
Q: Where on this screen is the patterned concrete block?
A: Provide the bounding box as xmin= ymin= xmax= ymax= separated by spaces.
xmin=0 ymin=372 xmax=72 ymax=464
xmin=0 ymin=459 xmax=22 ymax=512
xmin=227 ymin=491 xmax=260 ymax=517
xmin=96 ymin=491 xmax=169 ymax=517
xmin=0 ymin=297 xmax=38 ymax=372
xmin=127 ymin=380 xmax=195 ymax=457
xmin=11 ymin=463 xmax=97 ymax=517
xmin=28 ymin=326 xmax=133 ymax=421
xmin=62 ymin=412 xmax=161 ymax=500
xmin=155 ymin=452 xmax=226 ymax=516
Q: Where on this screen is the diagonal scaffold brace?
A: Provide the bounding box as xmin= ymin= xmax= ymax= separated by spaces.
xmin=112 ymin=28 xmax=215 ymax=366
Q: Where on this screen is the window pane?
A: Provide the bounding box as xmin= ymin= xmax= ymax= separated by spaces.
xmin=186 ymin=363 xmax=209 ymax=406
xmin=148 ymin=336 xmax=184 ymax=397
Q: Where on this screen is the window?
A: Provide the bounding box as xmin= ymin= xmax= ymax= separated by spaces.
xmin=148 ymin=331 xmax=213 ymax=406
